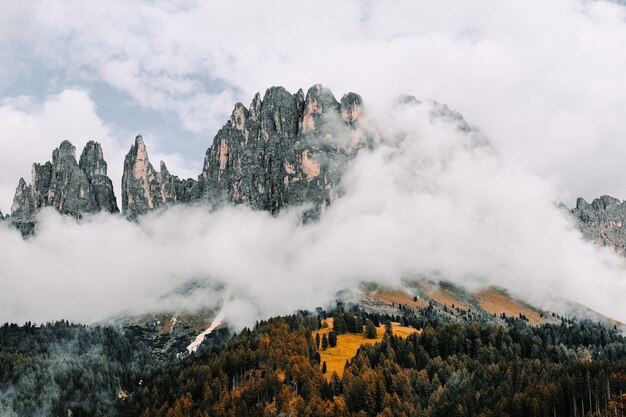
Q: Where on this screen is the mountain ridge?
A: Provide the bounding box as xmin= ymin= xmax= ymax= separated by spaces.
xmin=3 ymin=84 xmax=379 ymax=235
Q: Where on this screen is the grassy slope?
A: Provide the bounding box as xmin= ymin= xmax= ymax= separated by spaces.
xmin=313 ymin=318 xmax=418 ymax=379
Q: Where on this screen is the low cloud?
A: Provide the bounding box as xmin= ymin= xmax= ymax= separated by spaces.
xmin=1 ymin=101 xmax=625 ymax=329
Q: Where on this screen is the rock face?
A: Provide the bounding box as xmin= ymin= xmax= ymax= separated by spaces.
xmin=9 ymin=140 xmax=118 ymax=235
xmin=122 ymin=84 xmax=377 ymax=219
xmin=571 ymin=195 xmax=626 ymax=256
xmin=121 ymin=135 xmax=197 ymax=218
xmin=79 ymin=141 xmax=118 ymax=214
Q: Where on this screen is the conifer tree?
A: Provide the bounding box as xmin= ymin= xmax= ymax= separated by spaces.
xmin=328 ymin=331 xmax=337 ymax=348
xmin=365 ymin=319 xmax=378 ymax=339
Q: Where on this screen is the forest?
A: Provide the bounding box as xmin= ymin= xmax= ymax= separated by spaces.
xmin=2 ymin=307 xmax=626 ymax=416
xmin=122 ymin=307 xmax=626 ymax=417
xmin=0 ymin=321 xmax=155 ymax=416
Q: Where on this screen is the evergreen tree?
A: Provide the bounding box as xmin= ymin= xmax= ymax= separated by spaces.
xmin=355 ymin=316 xmax=364 ymax=333
xmin=321 ymin=333 xmax=328 ymax=350
xmin=384 ymin=321 xmax=393 ymax=335
xmin=315 ymin=332 xmax=320 ymax=349
xmin=322 ymin=361 xmax=327 ymax=374
xmin=365 ymin=319 xmax=378 ymax=339
xmin=328 ymin=331 xmax=337 ymax=347
xmin=333 ymin=315 xmax=347 ymax=334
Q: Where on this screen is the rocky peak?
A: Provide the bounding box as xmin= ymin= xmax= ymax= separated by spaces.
xmin=46 ymin=140 xmax=98 ymax=215
xmin=9 ymin=140 xmax=119 ymax=236
xmin=340 ymin=93 xmax=364 ymax=127
xmin=571 ymin=195 xmax=626 ymax=256
xmin=122 ymin=135 xmax=197 ymax=218
xmin=79 ymin=141 xmax=118 ymax=214
xmin=11 ymin=85 xmax=378 ymax=226
xmin=299 ymin=84 xmax=341 ymax=135
xmin=193 ymin=84 xmax=375 ymax=219
xmin=10 ymin=177 xmax=34 ymax=219
xmin=80 ymin=141 xmax=108 ymax=177
xmin=122 ymin=135 xmax=161 ymax=217
xmin=53 ymin=140 xmax=76 ymax=161
xmin=576 ymin=195 xmax=621 ymax=212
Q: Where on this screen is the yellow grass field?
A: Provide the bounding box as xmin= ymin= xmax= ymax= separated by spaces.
xmin=473 ymin=288 xmax=547 ymax=325
xmin=312 ymin=318 xmax=418 ymax=379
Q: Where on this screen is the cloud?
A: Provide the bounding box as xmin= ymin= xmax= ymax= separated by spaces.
xmin=2 ymin=1 xmax=626 ymax=204
xmin=1 ymin=101 xmax=625 ymax=330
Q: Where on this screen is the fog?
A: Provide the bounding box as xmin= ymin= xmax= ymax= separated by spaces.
xmin=1 ymin=100 xmax=625 ymax=329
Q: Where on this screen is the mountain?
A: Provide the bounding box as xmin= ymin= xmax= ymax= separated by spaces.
xmin=121 ymin=84 xmax=377 ymax=219
xmin=4 ymin=85 xmax=378 ymax=233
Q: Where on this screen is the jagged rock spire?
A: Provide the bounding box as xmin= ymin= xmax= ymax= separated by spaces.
xmin=122 ymin=135 xmax=160 ymax=217
xmin=9 ymin=140 xmax=119 ymax=236
xmin=11 ymin=177 xmax=34 ymax=219
xmin=122 ymin=135 xmax=197 ymax=218
xmin=80 ymin=141 xmax=119 ymax=214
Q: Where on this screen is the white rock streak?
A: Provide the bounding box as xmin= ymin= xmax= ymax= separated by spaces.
xmin=186 ymin=311 xmax=224 ymax=353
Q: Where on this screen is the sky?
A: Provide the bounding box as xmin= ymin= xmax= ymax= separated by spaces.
xmin=2 ymin=1 xmax=626 ymax=326
xmin=1 ymin=0 xmax=626 ymax=211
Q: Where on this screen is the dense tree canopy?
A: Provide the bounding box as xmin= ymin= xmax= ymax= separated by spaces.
xmin=2 ymin=309 xmax=626 ymax=417
xmin=121 ymin=311 xmax=626 ymax=417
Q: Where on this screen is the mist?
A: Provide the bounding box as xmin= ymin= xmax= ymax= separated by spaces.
xmin=1 ymin=99 xmax=625 ymax=330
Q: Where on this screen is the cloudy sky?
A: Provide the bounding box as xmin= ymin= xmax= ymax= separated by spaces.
xmin=1 ymin=0 xmax=626 ymax=212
